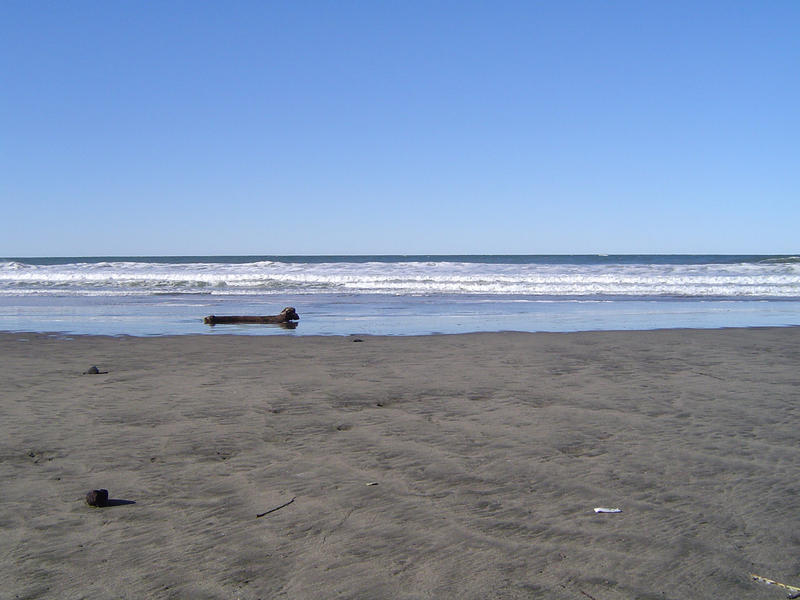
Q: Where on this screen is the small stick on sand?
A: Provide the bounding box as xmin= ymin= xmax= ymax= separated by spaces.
xmin=750 ymin=573 xmax=800 ymax=595
xmin=256 ymin=496 xmax=296 ymax=518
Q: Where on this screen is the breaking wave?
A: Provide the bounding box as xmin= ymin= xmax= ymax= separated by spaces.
xmin=1 ymin=257 xmax=799 ymax=299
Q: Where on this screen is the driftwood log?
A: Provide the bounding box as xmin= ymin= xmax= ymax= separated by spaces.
xmin=204 ymin=307 xmax=300 ymax=326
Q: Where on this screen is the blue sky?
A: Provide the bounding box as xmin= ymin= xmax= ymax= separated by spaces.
xmin=1 ymin=1 xmax=798 ymax=256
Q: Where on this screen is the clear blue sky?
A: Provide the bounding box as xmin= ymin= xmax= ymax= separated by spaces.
xmin=1 ymin=1 xmax=798 ymax=256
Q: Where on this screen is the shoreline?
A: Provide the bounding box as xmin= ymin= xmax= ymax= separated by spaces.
xmin=3 ymin=321 xmax=800 ymax=340
xmin=3 ymin=327 xmax=799 ymax=598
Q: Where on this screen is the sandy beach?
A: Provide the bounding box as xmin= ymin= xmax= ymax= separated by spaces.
xmin=2 ymin=327 xmax=799 ymax=599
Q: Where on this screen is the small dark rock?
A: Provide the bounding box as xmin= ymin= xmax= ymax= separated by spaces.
xmin=86 ymin=489 xmax=109 ymax=507
xmin=352 ymin=338 xmax=363 ymax=343
xmin=83 ymin=366 xmax=108 ymax=375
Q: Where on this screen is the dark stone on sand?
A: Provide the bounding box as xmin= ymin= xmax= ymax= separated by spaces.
xmin=86 ymin=489 xmax=109 ymax=507
xmin=83 ymin=366 xmax=108 ymax=375
xmin=352 ymin=338 xmax=363 ymax=342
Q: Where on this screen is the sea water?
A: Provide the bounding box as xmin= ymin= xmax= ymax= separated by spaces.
xmin=1 ymin=255 xmax=799 ymax=336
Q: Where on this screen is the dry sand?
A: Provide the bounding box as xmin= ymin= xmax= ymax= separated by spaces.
xmin=1 ymin=328 xmax=799 ymax=599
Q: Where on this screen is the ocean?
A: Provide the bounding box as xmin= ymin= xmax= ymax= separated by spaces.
xmin=1 ymin=255 xmax=799 ymax=336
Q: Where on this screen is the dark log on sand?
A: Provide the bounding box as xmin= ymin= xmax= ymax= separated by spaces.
xmin=204 ymin=307 xmax=300 ymax=326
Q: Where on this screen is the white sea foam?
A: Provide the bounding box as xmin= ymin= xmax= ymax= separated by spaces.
xmin=1 ymin=259 xmax=799 ymax=298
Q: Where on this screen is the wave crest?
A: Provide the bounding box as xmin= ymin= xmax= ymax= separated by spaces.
xmin=1 ymin=259 xmax=799 ymax=298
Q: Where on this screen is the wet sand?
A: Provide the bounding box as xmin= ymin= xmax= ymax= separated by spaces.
xmin=2 ymin=328 xmax=799 ymax=599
